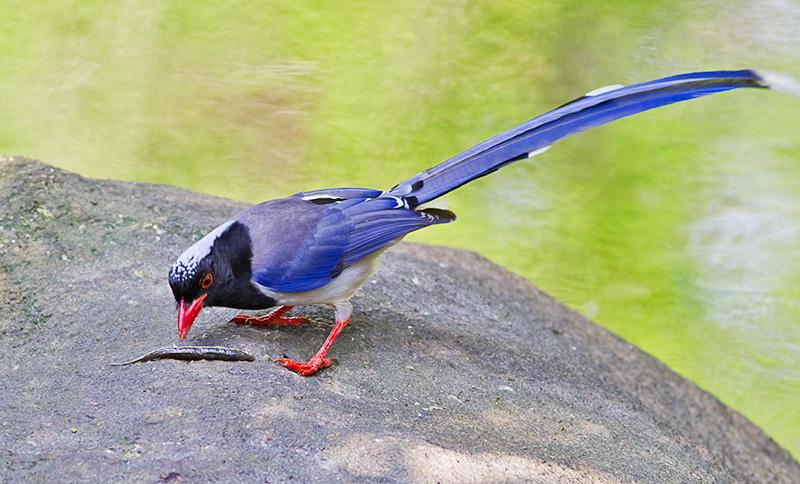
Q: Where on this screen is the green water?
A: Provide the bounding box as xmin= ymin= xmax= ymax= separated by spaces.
xmin=2 ymin=0 xmax=799 ymax=456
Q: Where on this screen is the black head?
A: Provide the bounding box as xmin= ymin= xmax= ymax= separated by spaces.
xmin=168 ymin=221 xmax=263 ymax=339
xmin=168 ymin=250 xmax=215 ymax=306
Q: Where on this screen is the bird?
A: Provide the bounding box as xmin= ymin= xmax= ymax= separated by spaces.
xmin=169 ymin=69 xmax=795 ymax=376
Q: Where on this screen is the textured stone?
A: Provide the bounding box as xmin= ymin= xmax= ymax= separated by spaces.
xmin=0 ymin=156 xmax=797 ymax=482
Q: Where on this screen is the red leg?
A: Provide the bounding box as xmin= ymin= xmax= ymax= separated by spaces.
xmin=229 ymin=305 xmax=307 ymax=327
xmin=276 ymin=301 xmax=352 ymax=376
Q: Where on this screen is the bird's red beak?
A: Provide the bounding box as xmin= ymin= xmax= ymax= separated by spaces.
xmin=178 ymin=294 xmax=207 ymax=340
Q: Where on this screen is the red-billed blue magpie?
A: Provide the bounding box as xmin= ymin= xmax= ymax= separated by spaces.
xmin=169 ymin=69 xmax=796 ymax=376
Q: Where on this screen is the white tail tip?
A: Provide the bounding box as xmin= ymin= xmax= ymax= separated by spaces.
xmin=759 ymin=70 xmax=800 ymax=98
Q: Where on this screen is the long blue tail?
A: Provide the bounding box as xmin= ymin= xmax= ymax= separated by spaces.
xmin=388 ymin=69 xmax=771 ymax=207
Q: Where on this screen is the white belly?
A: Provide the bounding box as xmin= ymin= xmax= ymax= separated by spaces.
xmin=256 ymin=251 xmax=383 ymax=306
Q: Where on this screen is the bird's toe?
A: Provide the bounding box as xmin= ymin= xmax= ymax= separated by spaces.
xmin=275 ymin=356 xmax=333 ymax=376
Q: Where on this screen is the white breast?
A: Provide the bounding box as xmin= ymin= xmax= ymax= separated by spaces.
xmin=255 ymin=251 xmax=384 ymax=306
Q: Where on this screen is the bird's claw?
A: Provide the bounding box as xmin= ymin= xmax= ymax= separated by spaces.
xmin=275 ymin=355 xmax=333 ymax=376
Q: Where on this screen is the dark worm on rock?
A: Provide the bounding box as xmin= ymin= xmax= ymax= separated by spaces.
xmin=111 ymin=346 xmax=255 ymax=366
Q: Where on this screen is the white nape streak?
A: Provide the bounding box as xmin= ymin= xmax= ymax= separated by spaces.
xmin=176 ymin=220 xmax=234 ymax=268
xmin=584 ymin=84 xmax=624 ymax=97
xmin=759 ymin=70 xmax=800 ymax=98
xmin=528 ymin=145 xmax=552 ymax=158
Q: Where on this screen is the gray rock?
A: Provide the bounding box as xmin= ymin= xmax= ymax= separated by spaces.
xmin=0 ymin=156 xmax=797 ymax=483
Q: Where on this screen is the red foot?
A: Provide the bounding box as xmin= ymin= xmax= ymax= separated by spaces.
xmin=275 ymin=355 xmax=333 ymax=376
xmin=229 ymin=306 xmax=307 ymax=327
xmin=273 ymin=307 xmax=352 ymax=377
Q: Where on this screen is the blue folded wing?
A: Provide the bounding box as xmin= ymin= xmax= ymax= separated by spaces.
xmin=251 ymin=195 xmax=453 ymax=293
xmin=248 ymin=198 xmax=350 ymax=293
xmin=339 ymin=199 xmax=454 ymax=267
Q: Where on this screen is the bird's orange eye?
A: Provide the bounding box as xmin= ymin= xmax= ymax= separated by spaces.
xmin=200 ymin=272 xmax=214 ymax=289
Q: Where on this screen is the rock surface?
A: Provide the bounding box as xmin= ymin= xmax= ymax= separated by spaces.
xmin=0 ymin=156 xmax=797 ymax=483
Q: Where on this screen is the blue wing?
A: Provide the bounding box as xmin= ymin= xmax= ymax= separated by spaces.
xmin=335 ymin=197 xmax=455 ymax=267
xmin=248 ymin=192 xmax=454 ymax=293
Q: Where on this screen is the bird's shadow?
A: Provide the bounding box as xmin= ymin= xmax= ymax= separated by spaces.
xmin=186 ymin=306 xmax=338 ymax=358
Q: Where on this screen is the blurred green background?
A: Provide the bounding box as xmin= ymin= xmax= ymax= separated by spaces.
xmin=1 ymin=0 xmax=798 ymax=456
